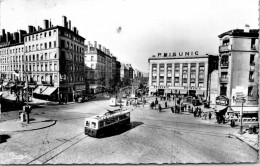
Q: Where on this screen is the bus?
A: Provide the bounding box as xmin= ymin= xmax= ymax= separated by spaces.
xmin=84 ymin=109 xmax=131 ymax=138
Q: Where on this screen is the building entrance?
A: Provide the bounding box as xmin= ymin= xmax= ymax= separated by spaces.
xmin=158 ymin=89 xmax=164 ymax=96
xmin=189 ymin=90 xmax=196 ymax=97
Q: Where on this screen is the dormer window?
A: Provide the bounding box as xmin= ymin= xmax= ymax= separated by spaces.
xmin=223 ymin=37 xmax=230 ymax=46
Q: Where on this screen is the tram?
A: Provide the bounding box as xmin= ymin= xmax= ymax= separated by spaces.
xmin=84 ymin=108 xmax=131 ymax=138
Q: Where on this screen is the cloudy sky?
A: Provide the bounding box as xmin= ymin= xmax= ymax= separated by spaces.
xmin=0 ymin=0 xmax=259 ymax=72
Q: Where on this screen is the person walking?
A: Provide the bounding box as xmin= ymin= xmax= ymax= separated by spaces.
xmin=155 ymin=98 xmax=158 ymax=109
xmin=143 ymin=99 xmax=146 ymax=108
xmin=158 ymin=104 xmax=162 ymax=112
xmin=165 ymin=101 xmax=167 ymax=109
xmin=209 ymin=112 xmax=212 ymax=120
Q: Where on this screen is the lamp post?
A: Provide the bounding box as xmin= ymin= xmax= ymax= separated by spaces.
xmin=240 ymin=97 xmax=246 ymax=134
xmin=23 ymin=71 xmax=31 ymax=124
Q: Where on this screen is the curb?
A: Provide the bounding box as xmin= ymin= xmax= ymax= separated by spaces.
xmin=231 ymin=133 xmax=259 ymax=151
xmin=0 ymin=119 xmax=57 ymax=132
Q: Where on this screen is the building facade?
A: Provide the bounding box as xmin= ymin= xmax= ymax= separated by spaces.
xmin=84 ymin=41 xmax=119 ymax=93
xmin=218 ymin=26 xmax=259 ymax=115
xmin=0 ymin=16 xmax=86 ymax=102
xmin=148 ymin=51 xmax=218 ymax=99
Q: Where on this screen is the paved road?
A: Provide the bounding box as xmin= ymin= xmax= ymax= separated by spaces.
xmin=0 ymin=97 xmax=258 ymax=164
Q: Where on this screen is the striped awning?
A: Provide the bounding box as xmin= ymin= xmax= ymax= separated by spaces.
xmin=33 ymin=86 xmax=48 ymax=94
xmin=41 ymin=87 xmax=57 ymax=96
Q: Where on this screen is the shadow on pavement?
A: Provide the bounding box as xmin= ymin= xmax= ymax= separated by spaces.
xmin=99 ymin=121 xmax=144 ymax=138
xmin=0 ymin=134 xmax=11 ymax=143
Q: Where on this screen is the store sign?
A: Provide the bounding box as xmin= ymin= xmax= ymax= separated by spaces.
xmin=184 ymin=86 xmax=205 ymax=90
xmin=153 ymin=86 xmax=169 ymax=89
xmin=172 ymin=51 xmax=199 ymax=57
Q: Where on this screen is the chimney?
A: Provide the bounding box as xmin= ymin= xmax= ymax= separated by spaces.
xmin=13 ymin=32 xmax=19 ymax=43
xmin=19 ymin=30 xmax=26 ymax=43
xmin=98 ymin=44 xmax=102 ymax=50
xmin=68 ymin=20 xmax=71 ymax=30
xmin=62 ymin=16 xmax=67 ymax=28
xmin=88 ymin=41 xmax=91 ymax=52
xmin=6 ymin=32 xmax=11 ymax=42
xmin=2 ymin=29 xmax=6 ymax=42
xmin=73 ymin=27 xmax=77 ymax=33
xmin=49 ymin=19 xmax=52 ymax=28
xmin=94 ymin=41 xmax=97 ymax=48
xmin=33 ymin=26 xmax=37 ymax=32
xmin=244 ymin=24 xmax=250 ymax=33
xmin=28 ymin=25 xmax=34 ymax=33
xmin=43 ymin=20 xmax=49 ymax=29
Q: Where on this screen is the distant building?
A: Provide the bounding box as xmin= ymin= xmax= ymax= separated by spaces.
xmin=148 ymin=51 xmax=218 ymax=99
xmin=84 ymin=41 xmax=119 ymax=93
xmin=218 ymin=26 xmax=259 ymax=115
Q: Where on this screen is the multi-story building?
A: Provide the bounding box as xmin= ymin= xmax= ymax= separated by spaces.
xmin=148 ymin=51 xmax=218 ymax=99
xmin=84 ymin=41 xmax=118 ymax=93
xmin=0 ymin=29 xmax=26 ymax=85
xmin=218 ymin=26 xmax=259 ymax=116
xmin=0 ymin=16 xmax=86 ymax=102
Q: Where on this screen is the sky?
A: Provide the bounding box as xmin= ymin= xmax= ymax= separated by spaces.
xmin=0 ymin=0 xmax=259 ymax=73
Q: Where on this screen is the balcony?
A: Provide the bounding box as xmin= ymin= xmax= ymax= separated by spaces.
xmin=220 ymin=62 xmax=229 ymax=68
xmin=219 ymin=77 xmax=228 ymax=83
xmin=219 ymin=45 xmax=232 ymax=52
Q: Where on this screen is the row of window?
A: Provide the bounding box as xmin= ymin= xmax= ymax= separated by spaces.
xmin=60 ymin=39 xmax=85 ymax=54
xmin=152 ymin=81 xmax=204 ymax=87
xmin=25 ymin=41 xmax=57 ymax=52
xmin=0 ymin=47 xmax=24 ymax=55
xmin=25 ymin=30 xmax=57 ymax=42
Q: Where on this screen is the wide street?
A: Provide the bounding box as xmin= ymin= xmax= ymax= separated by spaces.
xmin=0 ymin=95 xmax=258 ymax=164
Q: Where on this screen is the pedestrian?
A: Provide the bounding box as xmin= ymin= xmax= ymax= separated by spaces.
xmin=158 ymin=104 xmax=162 ymax=112
xmin=198 ymin=108 xmax=202 ymax=117
xmin=194 ymin=110 xmax=196 ymax=117
xmin=209 ymin=112 xmax=212 ymax=120
xmin=171 ymin=107 xmax=174 ymax=113
xmin=143 ymin=99 xmax=146 ymax=108
xmin=150 ymin=101 xmax=154 ymax=109
xmin=165 ymin=101 xmax=167 ymax=109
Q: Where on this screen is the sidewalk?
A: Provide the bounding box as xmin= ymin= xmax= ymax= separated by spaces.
xmin=232 ymin=131 xmax=259 ymax=151
xmin=0 ymin=116 xmax=56 ymax=132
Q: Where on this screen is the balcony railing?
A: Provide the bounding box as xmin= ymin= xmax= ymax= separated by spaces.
xmin=219 ymin=45 xmax=232 ymax=52
xmin=219 ymin=77 xmax=228 ymax=83
xmin=220 ymin=62 xmax=229 ymax=68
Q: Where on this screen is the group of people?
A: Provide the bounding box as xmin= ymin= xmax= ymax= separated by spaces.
xmin=193 ymin=106 xmax=212 ymax=120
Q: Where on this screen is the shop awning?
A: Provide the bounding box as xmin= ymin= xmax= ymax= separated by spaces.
xmin=41 ymin=87 xmax=57 ymax=96
xmin=33 ymin=86 xmax=47 ymax=94
xmin=164 ymin=89 xmax=172 ymax=93
xmin=149 ymin=89 xmax=157 ymax=93
xmin=231 ymin=106 xmax=259 ymax=114
xmin=196 ymin=90 xmax=204 ymax=95
xmin=179 ymin=89 xmax=188 ymax=94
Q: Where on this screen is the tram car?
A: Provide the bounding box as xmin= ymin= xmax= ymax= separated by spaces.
xmin=84 ymin=109 xmax=131 ymax=138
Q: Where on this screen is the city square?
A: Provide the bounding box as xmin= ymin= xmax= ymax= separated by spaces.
xmin=0 ymin=0 xmax=259 ymax=165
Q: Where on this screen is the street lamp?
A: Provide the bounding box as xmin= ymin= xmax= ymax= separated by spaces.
xmin=240 ymin=97 xmax=246 ymax=134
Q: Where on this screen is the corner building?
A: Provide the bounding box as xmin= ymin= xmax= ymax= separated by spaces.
xmin=0 ymin=16 xmax=86 ymax=102
xmin=148 ymin=52 xmax=218 ymax=99
xmin=218 ymin=26 xmax=259 ymax=115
